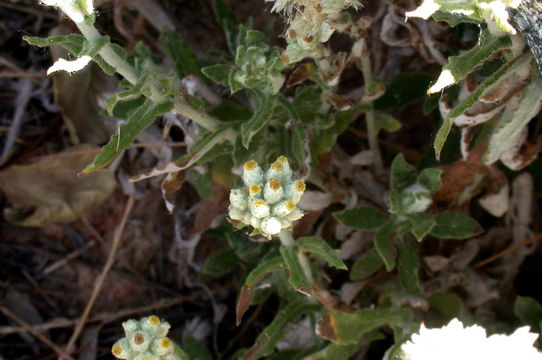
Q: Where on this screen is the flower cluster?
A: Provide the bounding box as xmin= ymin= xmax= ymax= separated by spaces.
xmin=265 ymin=0 xmax=362 ymax=64
xmin=229 ymin=156 xmax=305 ymax=238
xmin=111 ymin=316 xmax=174 ymax=360
xmin=400 ymin=319 xmax=542 ymax=360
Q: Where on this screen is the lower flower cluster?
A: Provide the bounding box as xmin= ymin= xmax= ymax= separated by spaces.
xmin=112 ymin=316 xmax=174 ymax=360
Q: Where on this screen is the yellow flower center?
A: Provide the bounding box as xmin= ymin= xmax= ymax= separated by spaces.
xmin=269 ymin=179 xmax=282 ymax=190
xmin=244 ymin=160 xmax=258 ymax=171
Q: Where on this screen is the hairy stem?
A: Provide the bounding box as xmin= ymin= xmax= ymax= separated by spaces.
xmin=278 ymin=230 xmax=314 ymax=283
xmin=58 ymin=6 xmax=224 ymax=132
xmin=358 ymin=39 xmax=384 ymax=174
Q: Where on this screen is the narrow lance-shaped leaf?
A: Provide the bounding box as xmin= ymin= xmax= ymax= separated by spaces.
xmin=83 ymin=99 xmax=174 ymax=173
xmin=484 ymin=70 xmax=542 ymax=164
xmin=198 ymin=249 xmax=239 ymax=281
xmin=242 ymin=301 xmax=320 ymax=360
xmin=334 ymin=206 xmax=389 ymax=230
xmin=160 ymin=29 xmax=202 ymax=78
xmin=237 ymin=257 xmax=285 ymax=325
xmin=297 ymin=236 xmax=347 ymax=270
xmin=241 ymin=94 xmax=275 ymax=148
xmin=434 ymin=52 xmax=532 ymax=159
xmin=374 ymin=219 xmax=397 ymax=271
xmin=397 ymin=237 xmax=422 ymax=294
xmin=279 ymin=244 xmax=311 ymax=293
xmin=428 ymin=33 xmax=512 ymax=94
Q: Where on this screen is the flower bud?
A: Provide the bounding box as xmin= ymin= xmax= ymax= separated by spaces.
xmin=141 ymin=315 xmax=161 ymax=334
xmin=112 ymin=338 xmax=132 ymax=359
xmin=285 ymin=180 xmax=306 ymax=204
xmin=248 ymin=184 xmax=262 ymax=198
xmin=273 ymin=200 xmax=296 ymax=217
xmin=276 ymin=156 xmax=292 ymax=179
xmin=266 ymin=160 xmax=287 ymax=182
xmin=230 ymin=188 xmax=248 ymax=210
xmin=122 ymin=319 xmax=139 ymax=335
xmin=151 ymin=337 xmax=174 ymax=356
xmin=250 ymin=200 xmax=270 ymax=218
xmin=241 ymin=211 xmax=252 ymax=225
xmin=401 ymin=184 xmax=432 ymax=214
xmin=243 ymin=160 xmax=264 ymax=186
xmin=129 ymin=331 xmax=151 ymax=352
xmin=228 ymin=206 xmax=244 ymax=220
xmin=157 ymin=322 xmax=170 ymax=338
xmin=261 ymin=217 xmax=282 ymax=235
xmin=264 ymin=178 xmax=284 ymax=204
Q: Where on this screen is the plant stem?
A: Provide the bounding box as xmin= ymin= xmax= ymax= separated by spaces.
xmin=358 ymin=39 xmax=384 ymax=174
xmin=67 ymin=14 xmax=224 ymax=132
xmin=278 ymin=230 xmax=314 ymax=283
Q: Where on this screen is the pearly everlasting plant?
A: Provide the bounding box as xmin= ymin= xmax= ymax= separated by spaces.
xmin=228 ymin=156 xmax=305 ymax=238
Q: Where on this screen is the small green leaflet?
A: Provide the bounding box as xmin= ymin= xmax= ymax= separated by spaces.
xmin=202 ymin=64 xmax=234 ymax=87
xmin=198 ymin=249 xmax=239 ymax=281
xmin=374 ymin=220 xmax=397 ymax=271
xmin=397 ymin=237 xmax=421 ymax=294
xmin=350 ymin=248 xmax=383 ymax=281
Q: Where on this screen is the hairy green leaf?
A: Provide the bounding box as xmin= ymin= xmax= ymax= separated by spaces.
xmin=202 ymin=64 xmax=234 ymax=87
xmin=160 ymin=29 xmax=203 ymax=79
xmin=484 ymin=71 xmax=542 ymax=164
xmin=317 ymin=308 xmax=408 ymax=345
xmin=397 ymin=237 xmax=421 ymax=294
xmin=374 ymin=220 xmax=397 ymax=271
xmin=428 ymin=34 xmax=512 ymax=94
xmin=407 ymin=213 xmax=436 ymax=241
xmin=430 ymin=212 xmax=483 ymax=239
xmin=83 ymin=99 xmax=173 ymax=173
xmin=434 ymin=53 xmax=532 ymax=159
xmin=297 ymin=236 xmax=347 ymax=270
xmin=241 ymin=95 xmax=275 ymax=148
xmin=198 ymin=249 xmax=239 ymax=281
xmin=279 ymin=245 xmax=311 ymax=293
xmin=242 ymin=301 xmax=319 ymax=360
xmin=334 ymin=206 xmax=389 ymax=230
xmin=350 ymin=248 xmax=383 ymax=281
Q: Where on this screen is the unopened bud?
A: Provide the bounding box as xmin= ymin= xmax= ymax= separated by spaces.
xmin=151 ymin=337 xmax=173 ymax=356
xmin=228 ymin=206 xmax=244 ymax=220
xmin=122 ymin=319 xmax=138 ymax=335
xmin=401 ymin=184 xmax=432 ymax=214
xmin=266 ymin=160 xmax=287 ymax=182
xmin=273 ymin=200 xmax=296 ymax=216
xmin=251 ymin=200 xmax=270 ymax=218
xmin=248 ymin=184 xmax=262 ymax=198
xmin=230 ymin=188 xmax=248 ymax=210
xmin=264 ymin=178 xmax=284 ymax=204
xmin=141 ymin=316 xmax=161 ymax=334
xmin=243 ymin=160 xmax=264 ymax=186
xmin=250 ymin=217 xmax=261 ymax=229
xmin=276 ymin=156 xmax=292 ymax=178
xmin=285 ymin=180 xmax=306 ymax=204
xmin=129 ymin=332 xmax=151 ymax=352
xmin=112 ymin=338 xmax=132 ymax=359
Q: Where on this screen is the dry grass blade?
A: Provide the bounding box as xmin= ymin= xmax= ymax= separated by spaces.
xmin=63 ymin=197 xmax=135 ymax=357
xmin=473 ymin=233 xmax=542 ymax=268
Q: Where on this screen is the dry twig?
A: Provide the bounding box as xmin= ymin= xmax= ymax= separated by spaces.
xmin=63 ymin=197 xmax=135 ymax=357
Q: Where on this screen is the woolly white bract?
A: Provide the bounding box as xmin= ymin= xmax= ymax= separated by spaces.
xmin=400 ymin=319 xmax=542 ymax=360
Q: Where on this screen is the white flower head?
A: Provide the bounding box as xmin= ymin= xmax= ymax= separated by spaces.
xmin=400 ymin=319 xmax=542 ymax=360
